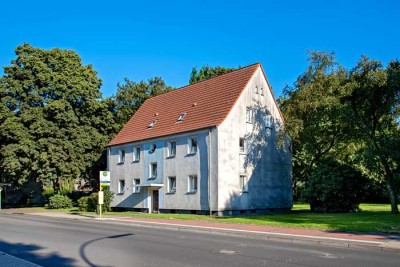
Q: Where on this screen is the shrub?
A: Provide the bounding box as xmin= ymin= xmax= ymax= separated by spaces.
xmin=42 ymin=187 xmax=55 ymax=203
xmin=77 ymin=191 xmax=114 ymax=212
xmin=301 ymin=158 xmax=367 ymax=213
xmin=48 ymin=194 xmax=73 ymax=209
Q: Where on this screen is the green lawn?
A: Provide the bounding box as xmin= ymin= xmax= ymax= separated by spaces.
xmin=14 ymin=203 xmax=400 ymax=234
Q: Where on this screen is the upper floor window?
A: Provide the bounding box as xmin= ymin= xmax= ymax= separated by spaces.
xmin=133 ymin=147 xmax=140 ymax=161
xmin=188 ymin=175 xmax=198 ymax=193
xmin=246 ymin=108 xmax=253 ymax=123
xmin=167 ymin=141 xmax=176 ymax=157
xmin=167 ymin=176 xmax=176 ymax=193
xmin=149 ymin=162 xmax=157 ymax=178
xmin=118 ymin=179 xmax=125 ymax=194
xmin=133 ymin=179 xmax=140 ymax=193
xmin=188 ymin=138 xmax=198 ymax=154
xmin=255 ymin=86 xmax=259 ymax=94
xmin=118 ymin=149 xmax=125 ymax=164
xmin=239 ymin=138 xmax=245 ymax=153
xmin=264 ymin=114 xmax=272 ymax=129
xmin=260 ymin=87 xmax=264 ymax=95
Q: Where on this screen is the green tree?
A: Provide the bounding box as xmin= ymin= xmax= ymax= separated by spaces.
xmin=110 ymin=77 xmax=172 ymax=128
xmin=0 ymin=44 xmax=114 ymax=197
xmin=280 ymin=51 xmax=353 ymax=208
xmin=189 ymin=65 xmax=236 ymax=84
xmin=342 ymin=57 xmax=400 ymax=214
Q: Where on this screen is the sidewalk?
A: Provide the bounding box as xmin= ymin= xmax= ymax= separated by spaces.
xmin=2 ymin=209 xmax=400 ymax=253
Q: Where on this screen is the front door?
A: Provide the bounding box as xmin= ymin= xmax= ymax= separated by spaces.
xmin=152 ymin=190 xmax=159 ymax=213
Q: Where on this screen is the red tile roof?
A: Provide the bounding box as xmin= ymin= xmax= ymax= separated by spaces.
xmin=108 ymin=63 xmax=261 ymax=146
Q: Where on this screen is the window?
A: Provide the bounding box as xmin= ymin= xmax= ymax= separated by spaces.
xmin=167 ymin=176 xmax=176 ymax=193
xmin=118 ymin=179 xmax=125 ymax=194
xmin=239 ymin=138 xmax=245 ymax=153
xmin=246 ymin=108 xmax=253 ymax=123
xmin=148 ymin=120 xmax=157 ymax=129
xmin=240 ymin=175 xmax=248 ymax=192
xmin=118 ymin=149 xmax=125 ymax=164
xmin=188 ymin=175 xmax=198 ymax=193
xmin=133 ymin=179 xmax=140 ymax=193
xmin=167 ymin=141 xmax=176 ymax=157
xmin=177 ymin=112 xmax=186 ymax=122
xmin=188 ymin=138 xmax=197 ymax=154
xmin=149 ymin=162 xmax=157 ymax=178
xmin=133 ymin=147 xmax=140 ymax=161
xmin=260 ymin=87 xmax=264 ymax=95
xmin=264 ymin=114 xmax=272 ymax=128
xmin=255 ymin=86 xmax=259 ymax=94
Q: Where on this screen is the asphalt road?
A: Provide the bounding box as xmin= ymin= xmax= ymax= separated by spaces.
xmin=0 ymin=214 xmax=398 ymax=267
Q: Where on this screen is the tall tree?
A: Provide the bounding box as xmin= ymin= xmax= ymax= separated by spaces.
xmin=343 ymin=57 xmax=400 ymax=214
xmin=189 ymin=65 xmax=236 ymax=84
xmin=110 ymin=77 xmax=172 ymax=128
xmin=280 ymin=52 xmax=352 ymax=206
xmin=0 ymin=44 xmax=114 ymax=196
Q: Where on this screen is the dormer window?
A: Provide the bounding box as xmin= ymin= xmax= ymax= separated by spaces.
xmin=148 ymin=120 xmax=157 ymax=129
xmin=177 ymin=112 xmax=186 ymax=122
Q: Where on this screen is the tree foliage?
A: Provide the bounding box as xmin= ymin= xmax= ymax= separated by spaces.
xmin=0 ymin=44 xmax=114 ymax=195
xmin=109 ymin=77 xmax=172 ymax=129
xmin=281 ymin=51 xmax=400 ymax=213
xmin=189 ymin=65 xmax=236 ymax=84
xmin=342 ymin=57 xmax=400 ymax=214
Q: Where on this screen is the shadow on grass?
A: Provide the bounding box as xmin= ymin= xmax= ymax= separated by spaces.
xmin=0 ymin=239 xmax=77 ymax=267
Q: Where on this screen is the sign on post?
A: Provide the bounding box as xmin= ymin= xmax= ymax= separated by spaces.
xmin=98 ymin=191 xmax=104 ymax=205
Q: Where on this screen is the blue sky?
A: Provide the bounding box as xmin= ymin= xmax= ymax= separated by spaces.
xmin=1 ymin=0 xmax=399 ymax=98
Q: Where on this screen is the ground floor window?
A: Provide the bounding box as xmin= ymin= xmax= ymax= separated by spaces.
xmin=240 ymin=175 xmax=248 ymax=193
xmin=118 ymin=179 xmax=125 ymax=194
xmin=133 ymin=179 xmax=140 ymax=193
xmin=167 ymin=176 xmax=176 ymax=193
xmin=188 ymin=175 xmax=198 ymax=193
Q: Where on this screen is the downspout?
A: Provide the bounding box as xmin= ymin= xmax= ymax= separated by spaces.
xmin=208 ymin=128 xmax=213 ymax=217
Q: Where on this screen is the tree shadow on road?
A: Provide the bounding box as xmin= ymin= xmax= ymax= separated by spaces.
xmin=0 ymin=239 xmax=77 ymax=267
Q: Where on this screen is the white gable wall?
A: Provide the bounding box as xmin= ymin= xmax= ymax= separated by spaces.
xmin=216 ymin=66 xmax=292 ymax=213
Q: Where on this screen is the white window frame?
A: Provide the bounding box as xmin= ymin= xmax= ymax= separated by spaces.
xmin=167 ymin=176 xmax=176 ymax=193
xmin=188 ymin=175 xmax=198 ymax=193
xmin=239 ymin=137 xmax=245 ymax=153
xmin=255 ymin=85 xmax=259 ymax=94
xmin=133 ymin=178 xmax=140 ymax=193
xmin=246 ymin=108 xmax=253 ymax=123
xmin=240 ymin=175 xmax=248 ymax=193
xmin=118 ymin=149 xmax=125 ymax=164
xmin=167 ymin=141 xmax=176 ymax=157
xmin=188 ymin=138 xmax=197 ymax=154
xmin=133 ymin=147 xmax=140 ymax=162
xmin=260 ymin=87 xmax=264 ymax=95
xmin=118 ymin=179 xmax=125 ymax=194
xmin=149 ymin=162 xmax=157 ymax=178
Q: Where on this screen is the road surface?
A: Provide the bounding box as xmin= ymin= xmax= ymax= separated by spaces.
xmin=0 ymin=214 xmax=398 ymax=267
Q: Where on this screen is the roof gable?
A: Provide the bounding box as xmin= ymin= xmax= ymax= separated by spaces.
xmin=108 ymin=63 xmax=260 ymax=146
